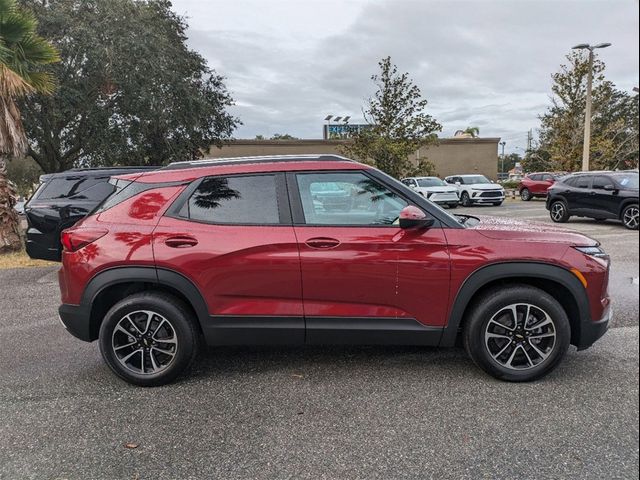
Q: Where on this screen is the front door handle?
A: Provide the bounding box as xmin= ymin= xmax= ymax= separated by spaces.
xmin=305 ymin=237 xmax=340 ymax=249
xmin=165 ymin=236 xmax=198 ymax=248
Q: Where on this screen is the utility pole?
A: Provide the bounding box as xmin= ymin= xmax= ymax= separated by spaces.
xmin=572 ymin=43 xmax=612 ymax=171
xmin=499 ymin=141 xmax=506 ymax=177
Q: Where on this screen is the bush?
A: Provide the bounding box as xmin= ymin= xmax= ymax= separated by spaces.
xmin=500 ymin=180 xmax=520 ymax=189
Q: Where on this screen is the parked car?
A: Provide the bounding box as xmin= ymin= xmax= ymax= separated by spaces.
xmin=24 ymin=166 xmax=157 ymax=261
xmin=401 ymin=176 xmax=459 ymax=208
xmin=519 ymin=172 xmax=559 ymax=201
xmin=14 ymin=197 xmax=26 ymax=215
xmin=444 ymin=174 xmax=505 ymax=206
xmin=546 ymin=171 xmax=639 ymax=230
xmin=57 ymin=154 xmax=611 ymax=386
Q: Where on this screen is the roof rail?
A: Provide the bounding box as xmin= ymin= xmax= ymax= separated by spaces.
xmin=66 ymin=166 xmax=158 ymax=172
xmin=162 ymin=154 xmax=353 ymax=170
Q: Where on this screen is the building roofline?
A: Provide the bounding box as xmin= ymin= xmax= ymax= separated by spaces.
xmin=211 ymin=137 xmax=501 ymax=147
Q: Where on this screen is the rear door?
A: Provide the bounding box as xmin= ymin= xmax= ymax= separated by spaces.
xmin=153 ymin=173 xmax=304 ymax=345
xmin=289 ymin=170 xmax=450 ymax=345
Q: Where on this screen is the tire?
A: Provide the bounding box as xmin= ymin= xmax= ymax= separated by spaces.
xmin=520 ymin=188 xmax=532 ymax=201
xmin=460 ymin=191 xmax=472 ymax=207
xmin=549 ymin=200 xmax=570 ymax=223
xmin=492 ymin=202 xmax=503 ymax=207
xmin=621 ymin=204 xmax=639 ymax=230
xmin=99 ymin=292 xmax=200 ymax=386
xmin=463 ymin=285 xmax=571 ymax=382
xmin=447 ymin=203 xmax=458 ymax=209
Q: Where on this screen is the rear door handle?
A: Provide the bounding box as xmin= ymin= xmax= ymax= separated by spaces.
xmin=305 ymin=237 xmax=340 ymax=249
xmin=165 ymin=236 xmax=198 ymax=248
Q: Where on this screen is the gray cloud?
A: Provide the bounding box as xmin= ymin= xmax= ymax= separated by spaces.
xmin=174 ymin=0 xmax=639 ymax=152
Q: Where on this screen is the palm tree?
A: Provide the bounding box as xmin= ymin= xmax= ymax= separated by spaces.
xmin=1 ymin=0 xmax=59 ymax=252
xmin=454 ymin=127 xmax=480 ymax=138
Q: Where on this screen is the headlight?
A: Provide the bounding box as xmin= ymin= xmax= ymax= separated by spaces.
xmin=574 ymin=246 xmax=608 ymax=258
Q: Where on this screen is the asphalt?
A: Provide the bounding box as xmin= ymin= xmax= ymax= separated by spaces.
xmin=0 ymin=200 xmax=638 ymax=480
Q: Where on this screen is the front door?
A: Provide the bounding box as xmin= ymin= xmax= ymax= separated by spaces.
xmin=289 ymin=170 xmax=451 ymax=345
xmin=153 ymin=173 xmax=304 ymax=344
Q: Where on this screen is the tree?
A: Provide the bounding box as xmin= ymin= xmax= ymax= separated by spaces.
xmin=539 ymin=51 xmax=638 ymax=171
xmin=497 ymin=153 xmax=522 ymax=174
xmin=270 ymin=133 xmax=298 ymax=140
xmin=1 ymin=0 xmax=59 ymax=252
xmin=342 ymin=56 xmax=442 ymax=178
xmin=521 ymin=148 xmax=553 ymax=173
xmin=17 ymin=0 xmax=239 ymax=173
xmin=455 ymin=127 xmax=480 ymax=138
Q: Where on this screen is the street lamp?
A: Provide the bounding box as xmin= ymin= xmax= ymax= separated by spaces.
xmin=572 ymin=42 xmax=612 ymax=171
xmin=499 ymin=141 xmax=506 ymax=177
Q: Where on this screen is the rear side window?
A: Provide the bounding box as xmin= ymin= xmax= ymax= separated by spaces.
xmin=575 ymin=176 xmax=592 ymax=189
xmin=179 ymin=175 xmax=280 ymax=224
xmin=37 ymin=176 xmax=112 ymax=201
xmin=592 ymin=176 xmax=613 ymax=190
xmin=529 ymin=174 xmax=541 ymax=181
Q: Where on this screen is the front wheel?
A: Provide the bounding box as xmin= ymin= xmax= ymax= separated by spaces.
xmin=621 ymin=204 xmax=639 ymax=230
xmin=520 ymin=188 xmax=532 ymax=201
xmin=460 ymin=191 xmax=472 ymax=207
xmin=549 ymin=200 xmax=570 ymax=223
xmin=463 ymin=285 xmax=571 ymax=382
xmin=99 ymin=292 xmax=200 ymax=386
xmin=493 ymin=201 xmax=503 ymax=207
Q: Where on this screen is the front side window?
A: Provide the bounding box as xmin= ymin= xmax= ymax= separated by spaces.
xmin=180 ymin=175 xmax=280 ymax=224
xmin=296 ymin=172 xmax=408 ymax=226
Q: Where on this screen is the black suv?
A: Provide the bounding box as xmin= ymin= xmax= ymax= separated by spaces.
xmin=25 ymin=167 xmax=156 ymax=261
xmin=546 ymin=171 xmax=639 ymax=230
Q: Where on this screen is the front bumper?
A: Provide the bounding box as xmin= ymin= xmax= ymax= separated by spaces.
xmin=58 ymin=304 xmax=93 ymax=342
xmin=575 ymin=305 xmax=611 ymax=351
xmin=471 ymin=195 xmax=505 ymax=204
xmin=430 ymin=192 xmax=459 ymax=204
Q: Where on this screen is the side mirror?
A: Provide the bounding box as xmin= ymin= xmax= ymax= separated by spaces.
xmin=455 ymin=181 xmax=461 ymax=186
xmin=603 ymin=184 xmax=616 ymax=192
xmin=399 ymin=206 xmax=434 ymax=229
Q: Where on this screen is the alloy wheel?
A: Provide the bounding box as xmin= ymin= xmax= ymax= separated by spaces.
xmin=111 ymin=310 xmax=178 ymax=375
xmin=551 ymin=202 xmax=565 ymax=221
xmin=623 ymin=206 xmax=639 ymax=230
xmin=484 ymin=303 xmax=556 ymax=371
xmin=521 ymin=189 xmax=530 ymax=201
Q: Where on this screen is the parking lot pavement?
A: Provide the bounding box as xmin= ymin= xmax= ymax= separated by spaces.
xmin=0 ymin=201 xmax=638 ymax=479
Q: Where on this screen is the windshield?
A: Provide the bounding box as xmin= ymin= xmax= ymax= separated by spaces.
xmin=614 ymin=173 xmax=639 ymax=189
xmin=463 ymin=175 xmax=492 ymax=185
xmin=417 ymin=177 xmax=447 ymax=187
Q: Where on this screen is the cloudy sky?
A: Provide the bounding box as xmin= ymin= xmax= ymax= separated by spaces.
xmin=171 ymin=0 xmax=638 ymax=153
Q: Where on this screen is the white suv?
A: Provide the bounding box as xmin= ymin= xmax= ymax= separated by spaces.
xmin=401 ymin=176 xmax=459 ymax=209
xmin=444 ymin=174 xmax=505 ymax=207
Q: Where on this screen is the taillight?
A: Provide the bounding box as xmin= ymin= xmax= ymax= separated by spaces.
xmin=61 ymin=227 xmax=108 ymax=252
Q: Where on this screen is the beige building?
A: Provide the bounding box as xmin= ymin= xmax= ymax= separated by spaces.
xmin=205 ymin=137 xmax=501 ymax=179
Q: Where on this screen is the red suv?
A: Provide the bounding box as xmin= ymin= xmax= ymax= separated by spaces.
xmin=519 ymin=172 xmax=560 ymax=201
xmin=58 ymin=155 xmax=611 ymax=386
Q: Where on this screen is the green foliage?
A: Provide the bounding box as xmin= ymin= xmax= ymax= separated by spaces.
xmin=17 ymin=0 xmax=239 ymax=173
xmin=500 ymin=180 xmax=520 ymax=189
xmin=539 ymin=51 xmax=639 ymax=171
xmin=5 ymin=155 xmax=41 ymax=196
xmin=341 ymin=56 xmax=442 ymax=178
xmin=270 ymin=133 xmax=298 ymax=140
xmin=464 ymin=127 xmax=479 ymax=137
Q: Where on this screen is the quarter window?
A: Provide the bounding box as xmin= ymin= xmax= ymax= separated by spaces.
xmin=296 ymin=172 xmax=408 ymax=226
xmin=180 ymin=175 xmax=280 ymax=224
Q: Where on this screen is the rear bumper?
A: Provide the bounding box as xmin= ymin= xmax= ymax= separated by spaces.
xmin=575 ymin=305 xmax=611 ymax=351
xmin=58 ymin=304 xmax=93 ymax=342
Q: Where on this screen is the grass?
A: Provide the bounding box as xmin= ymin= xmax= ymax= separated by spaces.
xmin=0 ymin=249 xmax=57 ymax=269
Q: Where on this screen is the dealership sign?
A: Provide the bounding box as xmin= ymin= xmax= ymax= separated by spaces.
xmin=323 ymin=123 xmax=372 ymax=139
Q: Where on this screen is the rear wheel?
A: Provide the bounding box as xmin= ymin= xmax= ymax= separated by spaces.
xmin=99 ymin=292 xmax=200 ymax=386
xmin=460 ymin=191 xmax=472 ymax=207
xmin=621 ymin=204 xmax=639 ymax=230
xmin=520 ymin=188 xmax=532 ymax=201
xmin=549 ymin=200 xmax=569 ymax=223
xmin=463 ymin=285 xmax=570 ymax=382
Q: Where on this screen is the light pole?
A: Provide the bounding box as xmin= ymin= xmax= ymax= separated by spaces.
xmin=572 ymin=42 xmax=612 ymax=171
xmin=499 ymin=141 xmax=506 ymax=177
